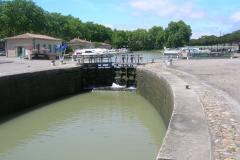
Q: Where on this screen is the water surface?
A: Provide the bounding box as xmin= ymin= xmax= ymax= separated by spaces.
xmin=0 ymin=91 xmax=166 ymax=160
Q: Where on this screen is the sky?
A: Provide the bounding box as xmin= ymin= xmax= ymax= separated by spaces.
xmin=32 ymin=0 xmax=240 ymax=39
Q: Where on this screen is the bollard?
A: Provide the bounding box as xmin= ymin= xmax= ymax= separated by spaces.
xmin=167 ymin=59 xmax=172 ymax=65
xmin=72 ymin=55 xmax=77 ymax=61
xmin=77 ymin=59 xmax=80 ymax=65
xmin=186 ymin=85 xmax=191 ymax=89
xmin=60 ymin=59 xmax=64 ymax=65
xmin=51 ymin=60 xmax=55 ymax=66
xmin=152 ymin=58 xmax=155 ymax=63
xmin=29 ymin=55 xmax=32 ymax=60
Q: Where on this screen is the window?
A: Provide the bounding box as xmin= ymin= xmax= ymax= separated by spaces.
xmin=43 ymin=44 xmax=46 ymax=53
xmin=36 ymin=44 xmax=40 ymax=50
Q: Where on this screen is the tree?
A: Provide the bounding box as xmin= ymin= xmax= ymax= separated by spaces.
xmin=148 ymin=26 xmax=164 ymax=49
xmin=232 ymin=30 xmax=240 ymax=52
xmin=111 ymin=29 xmax=127 ymax=49
xmin=0 ymin=0 xmax=46 ymax=37
xmin=94 ymin=42 xmax=101 ymax=48
xmin=125 ymin=31 xmax=134 ymax=50
xmin=85 ymin=22 xmax=112 ymax=42
xmin=164 ymin=20 xmax=192 ymax=48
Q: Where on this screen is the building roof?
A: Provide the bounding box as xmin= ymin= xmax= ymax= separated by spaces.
xmin=68 ymin=38 xmax=94 ymax=44
xmin=100 ymin=42 xmax=111 ymax=46
xmin=4 ymin=33 xmax=61 ymax=41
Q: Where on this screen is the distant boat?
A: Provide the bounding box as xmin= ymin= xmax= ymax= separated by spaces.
xmin=74 ymin=49 xmax=97 ymax=56
xmin=116 ymin=48 xmax=130 ymax=54
xmin=73 ymin=48 xmax=118 ymax=56
xmin=163 ymin=47 xmax=180 ymax=56
xmin=107 ymin=49 xmax=117 ymax=54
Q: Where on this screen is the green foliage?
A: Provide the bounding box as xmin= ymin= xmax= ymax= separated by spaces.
xmin=112 ymin=29 xmax=127 ymax=49
xmin=66 ymin=45 xmax=73 ymax=54
xmin=0 ymin=0 xmax=113 ymax=43
xmin=188 ymin=30 xmax=240 ymax=52
xmin=148 ymin=26 xmax=164 ymax=49
xmin=125 ymin=27 xmax=165 ymax=51
xmin=94 ymin=42 xmax=101 ymax=48
xmin=0 ymin=0 xmax=45 ymax=37
xmin=77 ymin=43 xmax=83 ymax=49
xmin=164 ymin=20 xmax=192 ymax=48
xmin=0 ymin=0 xmax=196 ymax=51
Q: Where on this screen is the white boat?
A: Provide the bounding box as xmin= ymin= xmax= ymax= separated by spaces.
xmin=178 ymin=47 xmax=211 ymax=58
xmin=74 ymin=49 xmax=97 ymax=56
xmin=116 ymin=48 xmax=129 ymax=54
xmin=163 ymin=47 xmax=180 ymax=56
xmin=107 ymin=49 xmax=117 ymax=54
xmin=73 ymin=48 xmax=118 ymax=56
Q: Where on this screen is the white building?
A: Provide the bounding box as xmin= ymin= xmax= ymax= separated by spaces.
xmin=4 ymin=33 xmax=62 ymax=57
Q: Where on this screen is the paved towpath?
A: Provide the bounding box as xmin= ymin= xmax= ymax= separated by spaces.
xmin=0 ymin=57 xmax=77 ymax=77
xmin=164 ymin=58 xmax=240 ymax=159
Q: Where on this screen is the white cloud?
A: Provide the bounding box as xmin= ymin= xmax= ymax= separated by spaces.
xmin=110 ymin=24 xmax=152 ymax=31
xmin=191 ymin=31 xmax=212 ymax=39
xmin=104 ymin=24 xmax=114 ymax=29
xmin=130 ymin=11 xmax=142 ymax=17
xmin=230 ymin=11 xmax=240 ymax=22
xmin=128 ymin=0 xmax=205 ymax=20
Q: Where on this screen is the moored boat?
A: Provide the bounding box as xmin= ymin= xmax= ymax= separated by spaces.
xmin=163 ymin=47 xmax=180 ymax=56
xmin=116 ymin=48 xmax=130 ymax=54
xmin=73 ymin=48 xmax=119 ymax=56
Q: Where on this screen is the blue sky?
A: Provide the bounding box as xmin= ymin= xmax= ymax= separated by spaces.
xmin=33 ymin=0 xmax=240 ymax=39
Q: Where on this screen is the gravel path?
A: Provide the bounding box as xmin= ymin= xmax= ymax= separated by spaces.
xmin=165 ymin=58 xmax=240 ymax=159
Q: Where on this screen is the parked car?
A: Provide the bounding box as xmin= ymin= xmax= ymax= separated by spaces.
xmin=0 ymin=51 xmax=6 ymax=56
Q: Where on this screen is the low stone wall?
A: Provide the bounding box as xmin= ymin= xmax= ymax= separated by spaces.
xmin=136 ymin=64 xmax=211 ymax=160
xmin=0 ymin=67 xmax=83 ymax=117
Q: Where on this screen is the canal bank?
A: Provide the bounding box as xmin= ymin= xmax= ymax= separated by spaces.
xmin=0 ymin=57 xmax=84 ymax=117
xmin=136 ymin=63 xmax=211 ymax=159
xmin=165 ymin=58 xmax=240 ymax=159
xmin=1 ymin=56 xmax=239 ymax=159
xmin=0 ymin=57 xmax=213 ymax=159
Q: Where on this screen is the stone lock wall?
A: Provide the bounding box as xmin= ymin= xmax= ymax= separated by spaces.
xmin=136 ymin=67 xmax=174 ymax=127
xmin=0 ymin=67 xmax=83 ymax=117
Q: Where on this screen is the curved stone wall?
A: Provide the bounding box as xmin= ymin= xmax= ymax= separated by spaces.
xmin=136 ymin=67 xmax=174 ymax=128
xmin=136 ymin=64 xmax=211 ymax=160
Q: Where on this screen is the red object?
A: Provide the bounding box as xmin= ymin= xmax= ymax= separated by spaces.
xmin=29 ymin=46 xmax=32 ymax=51
xmin=178 ymin=52 xmax=182 ymax=57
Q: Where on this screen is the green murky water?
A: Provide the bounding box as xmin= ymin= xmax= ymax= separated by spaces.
xmin=0 ymin=91 xmax=166 ymax=160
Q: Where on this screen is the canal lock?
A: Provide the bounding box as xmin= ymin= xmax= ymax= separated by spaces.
xmin=82 ymin=64 xmax=137 ymax=91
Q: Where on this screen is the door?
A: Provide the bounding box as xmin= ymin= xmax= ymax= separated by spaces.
xmin=15 ymin=47 xmax=25 ymax=57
